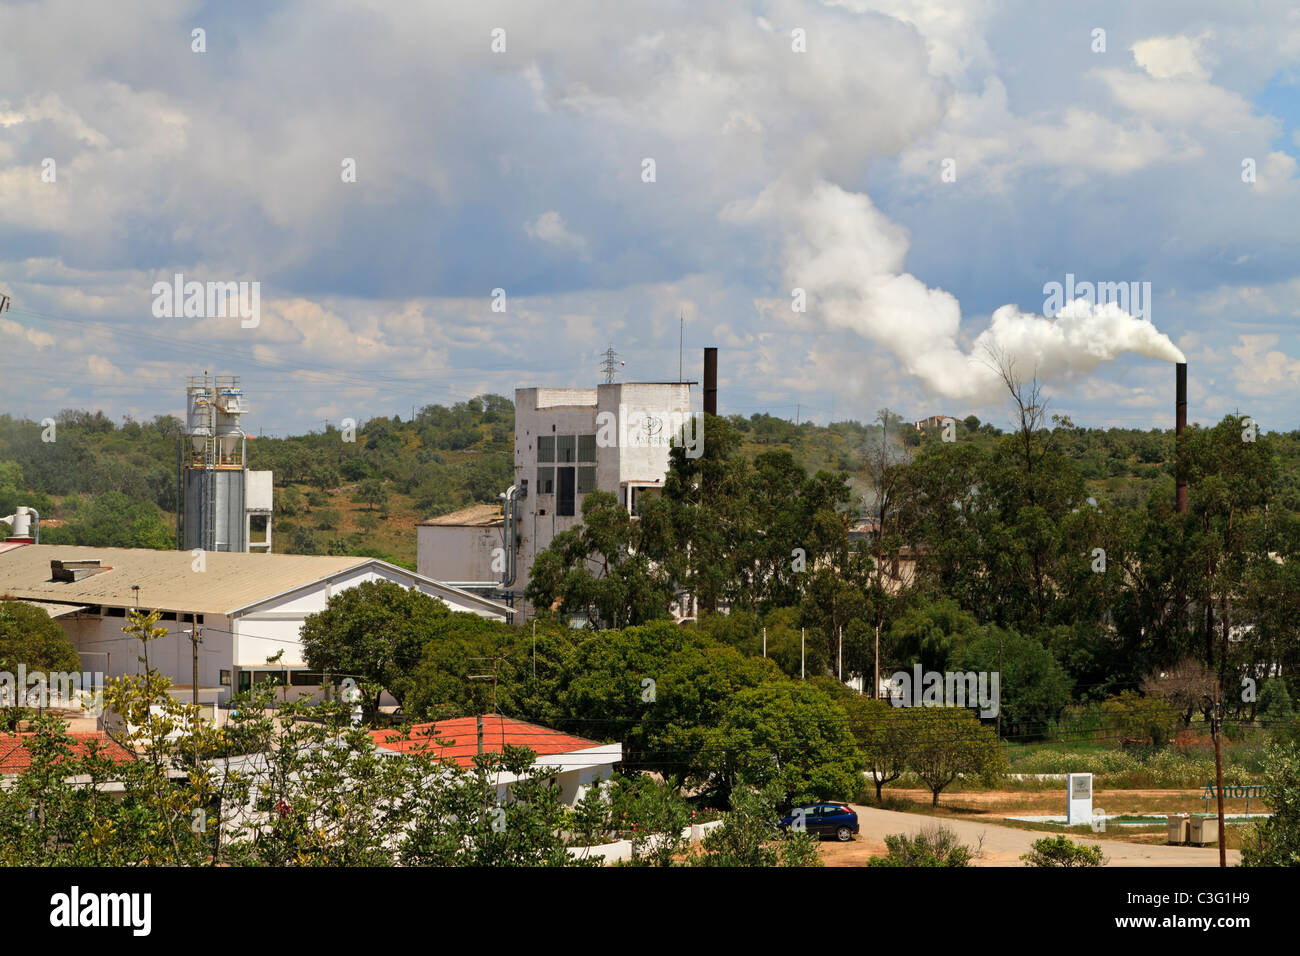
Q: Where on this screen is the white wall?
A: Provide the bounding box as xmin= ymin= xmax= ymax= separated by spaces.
xmin=416 ymin=524 xmax=501 ymax=582
xmin=63 ymin=611 xmax=233 ymax=689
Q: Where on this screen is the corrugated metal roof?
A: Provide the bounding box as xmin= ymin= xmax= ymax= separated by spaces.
xmin=0 ymin=544 xmax=369 ymax=615
xmin=15 ymin=600 xmax=90 ymax=618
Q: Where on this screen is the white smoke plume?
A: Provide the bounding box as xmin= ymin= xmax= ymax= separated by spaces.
xmin=729 ymin=178 xmax=1185 ymax=401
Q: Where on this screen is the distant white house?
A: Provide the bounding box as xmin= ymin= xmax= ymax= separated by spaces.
xmin=0 ymin=544 xmax=513 ymax=705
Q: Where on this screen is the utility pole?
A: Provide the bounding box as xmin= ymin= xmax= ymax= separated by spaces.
xmin=838 ymin=626 xmax=842 ymax=681
xmin=532 ymin=619 xmax=537 ymax=679
xmin=873 ymin=622 xmax=880 ymax=699
xmin=762 ymin=626 xmax=767 ymax=658
xmin=997 ymin=632 xmax=1004 ymax=740
xmin=1208 ymin=691 xmax=1227 ymax=867
xmin=678 ymin=310 xmax=684 ymax=383
xmin=800 ymin=628 xmax=805 ymax=680
xmin=190 ymin=615 xmax=201 ymax=708
xmin=186 ymin=614 xmax=203 ymax=771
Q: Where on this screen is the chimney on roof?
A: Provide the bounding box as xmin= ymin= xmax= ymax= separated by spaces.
xmin=703 ymin=347 xmax=718 ymax=417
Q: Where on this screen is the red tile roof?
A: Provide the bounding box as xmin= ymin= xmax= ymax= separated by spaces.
xmin=370 ymin=714 xmax=603 ymax=766
xmin=0 ymin=731 xmax=135 ymax=774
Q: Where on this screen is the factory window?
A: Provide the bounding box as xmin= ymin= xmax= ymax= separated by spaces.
xmin=557 ymin=435 xmax=576 ymax=462
xmin=538 ymin=436 xmax=555 ymax=463
xmin=557 ymin=467 xmax=576 ymax=516
xmin=577 ymin=466 xmax=597 ymax=494
xmin=537 ymin=467 xmax=555 ymax=494
xmin=578 ymin=434 xmax=597 ymax=462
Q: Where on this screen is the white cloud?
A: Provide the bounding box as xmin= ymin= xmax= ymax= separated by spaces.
xmin=1132 ymin=33 xmax=1212 ymax=81
xmin=523 ymin=211 xmax=588 ymax=253
xmin=1231 ymin=334 xmax=1300 ymax=395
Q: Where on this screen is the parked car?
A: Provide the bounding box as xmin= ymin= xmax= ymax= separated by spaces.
xmin=777 ymin=803 xmax=859 ymax=842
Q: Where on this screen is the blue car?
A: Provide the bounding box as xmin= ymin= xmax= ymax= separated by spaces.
xmin=778 ymin=803 xmax=859 ymax=842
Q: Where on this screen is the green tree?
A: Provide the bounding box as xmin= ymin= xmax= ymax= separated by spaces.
xmin=64 ymin=490 xmax=172 ymax=549
xmin=906 ymin=707 xmax=1006 ymax=805
xmin=550 ymin=621 xmax=777 ymax=788
xmin=704 ymin=682 xmax=861 ymax=805
xmin=693 ymin=785 xmax=822 ymax=867
xmin=845 ymin=697 xmax=910 ymax=802
xmin=398 ymin=744 xmax=597 ymax=868
xmin=1259 ymin=678 xmax=1294 ymax=729
xmin=300 ymin=580 xmax=452 ymax=719
xmin=357 ymin=478 xmax=388 ymax=513
xmin=952 ymin=627 xmax=1072 ymax=737
xmin=606 ymin=774 xmax=693 ymax=866
xmin=526 ymin=490 xmax=675 ymax=628
xmin=1239 ymin=740 xmax=1300 ymax=867
xmin=0 ymin=599 xmax=81 ymax=675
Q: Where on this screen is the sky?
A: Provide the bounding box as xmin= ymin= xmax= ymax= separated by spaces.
xmin=1 ymin=0 xmax=1299 ymax=436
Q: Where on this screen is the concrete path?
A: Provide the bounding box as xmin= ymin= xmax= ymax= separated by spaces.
xmin=831 ymin=805 xmax=1241 ymax=867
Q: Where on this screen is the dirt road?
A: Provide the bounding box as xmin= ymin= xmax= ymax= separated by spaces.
xmin=821 ymin=805 xmax=1241 ymax=867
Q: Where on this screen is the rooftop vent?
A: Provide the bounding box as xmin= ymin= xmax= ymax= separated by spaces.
xmin=50 ymin=559 xmax=109 ymax=583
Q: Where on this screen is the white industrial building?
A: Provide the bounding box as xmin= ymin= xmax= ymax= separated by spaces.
xmin=418 ymin=380 xmax=697 ymax=620
xmin=0 ymin=543 xmax=512 ymax=705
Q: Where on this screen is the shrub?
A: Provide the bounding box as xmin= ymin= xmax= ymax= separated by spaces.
xmin=1021 ymin=835 xmax=1106 ymax=867
xmin=867 ymin=824 xmax=976 ymax=867
xmin=1240 ymin=741 xmax=1300 ymax=867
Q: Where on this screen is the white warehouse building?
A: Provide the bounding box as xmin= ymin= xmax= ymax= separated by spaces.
xmin=0 ymin=543 xmax=512 ymax=704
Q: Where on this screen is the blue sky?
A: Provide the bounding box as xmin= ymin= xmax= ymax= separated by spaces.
xmin=1 ymin=0 xmax=1299 ymax=436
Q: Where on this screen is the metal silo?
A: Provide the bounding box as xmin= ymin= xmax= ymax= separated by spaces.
xmin=182 ymin=374 xmax=247 ymax=552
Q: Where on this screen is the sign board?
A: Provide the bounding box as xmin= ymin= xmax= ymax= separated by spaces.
xmin=1066 ymin=772 xmax=1094 ymax=825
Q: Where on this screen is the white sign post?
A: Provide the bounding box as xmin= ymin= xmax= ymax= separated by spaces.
xmin=1066 ymin=773 xmax=1093 ymax=826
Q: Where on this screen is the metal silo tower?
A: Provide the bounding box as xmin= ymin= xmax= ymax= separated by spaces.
xmin=182 ymin=375 xmax=248 ymax=552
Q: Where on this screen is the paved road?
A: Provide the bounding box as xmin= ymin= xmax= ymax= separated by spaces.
xmin=834 ymin=805 xmax=1241 ymax=867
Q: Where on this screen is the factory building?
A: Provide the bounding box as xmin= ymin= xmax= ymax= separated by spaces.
xmin=418 ymin=377 xmax=701 ymax=620
xmin=0 ymin=543 xmax=513 ymax=707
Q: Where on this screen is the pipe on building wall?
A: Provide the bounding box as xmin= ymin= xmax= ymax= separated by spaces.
xmin=1176 ymin=362 xmax=1187 ymax=514
xmin=703 ymin=347 xmax=718 ymax=417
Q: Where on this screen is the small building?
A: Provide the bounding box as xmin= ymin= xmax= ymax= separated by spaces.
xmin=914 ymin=414 xmax=955 ymax=431
xmin=0 ymin=544 xmax=513 ymax=705
xmin=371 ymin=714 xmax=620 ymax=804
xmin=416 ymin=504 xmax=505 ymax=585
